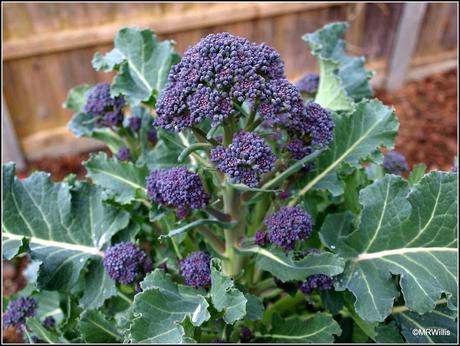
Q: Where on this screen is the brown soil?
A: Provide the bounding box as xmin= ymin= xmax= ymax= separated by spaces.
xmin=375 ymin=69 xmax=457 ymax=171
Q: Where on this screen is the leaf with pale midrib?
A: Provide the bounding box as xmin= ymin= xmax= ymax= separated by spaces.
xmin=130 ymin=270 xmax=210 ymax=343
xmin=237 ymin=246 xmax=345 ymax=282
xmin=292 ymin=99 xmax=398 ymax=198
xmin=394 ymin=305 xmax=457 ymax=343
xmin=2 ymin=163 xmax=130 ymax=290
xmin=259 ymin=313 xmax=341 ymax=343
xmin=93 ymin=27 xmax=180 ymax=106
xmin=79 ymin=310 xmax=122 ymax=343
xmin=210 ymin=258 xmax=247 ymax=324
xmin=303 ymin=22 xmax=373 ymax=111
xmin=84 ymin=152 xmax=149 ymax=204
xmin=322 ymin=172 xmax=457 ymax=322
xmin=80 ymin=257 xmax=117 ymax=309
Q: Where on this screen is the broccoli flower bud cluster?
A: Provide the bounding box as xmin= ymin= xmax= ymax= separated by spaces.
xmin=117 ymin=146 xmax=131 ymax=161
xmin=84 ymin=83 xmax=126 ymax=128
xmin=266 ymin=205 xmax=313 ymax=251
xmin=210 ymin=131 xmax=276 ymax=187
xmin=146 ymin=167 xmax=209 ymax=217
xmin=383 ymin=150 xmax=409 ymax=175
xmin=103 ymin=242 xmax=153 ymax=285
xmin=3 ymin=297 xmax=38 ymax=328
xmin=180 ymin=251 xmax=212 ymax=288
xmin=286 ymin=101 xmax=334 ymax=161
xmin=128 ymin=116 xmax=142 ymax=132
xmin=240 ymin=326 xmax=252 ymax=342
xmin=296 ymin=73 xmax=320 ymax=95
xmin=43 ymin=316 xmax=56 ymax=329
xmin=299 ymin=274 xmax=334 ymax=294
xmin=255 ymin=229 xmax=268 ymax=247
xmin=155 ymin=32 xmax=286 ymax=131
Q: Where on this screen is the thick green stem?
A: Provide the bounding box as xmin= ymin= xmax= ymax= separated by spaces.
xmin=222 ymin=183 xmax=244 ymax=276
xmin=197 ymin=226 xmax=225 ymax=255
xmin=191 ymin=126 xmax=220 ymax=146
xmin=245 ymin=117 xmax=263 ymax=132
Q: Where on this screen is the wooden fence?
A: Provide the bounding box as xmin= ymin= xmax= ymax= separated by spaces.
xmin=2 ymin=2 xmax=457 ymax=164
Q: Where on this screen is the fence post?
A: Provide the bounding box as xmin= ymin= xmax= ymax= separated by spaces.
xmin=385 ymin=3 xmax=427 ymax=90
xmin=3 ymin=94 xmax=27 ymax=171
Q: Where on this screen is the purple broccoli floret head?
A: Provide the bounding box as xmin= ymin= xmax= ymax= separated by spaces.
xmin=240 ymin=326 xmax=252 ymax=342
xmin=180 ymin=251 xmax=212 ymax=288
xmin=103 ymin=242 xmax=153 ymax=285
xmin=303 ymin=101 xmax=334 ymax=149
xmin=43 ymin=316 xmax=56 ymax=329
xmin=296 ymin=73 xmax=320 ymax=95
xmin=3 ymin=297 xmax=38 ymax=328
xmin=299 ymin=274 xmax=334 ymax=294
xmin=286 ymin=138 xmax=313 ymax=161
xmin=117 ymin=146 xmax=131 ymax=161
xmin=128 ymin=116 xmax=142 ymax=132
xmin=255 ymin=230 xmax=268 ymax=247
xmin=155 ymin=32 xmax=286 ymax=131
xmin=383 ymin=151 xmax=409 ymax=175
xmin=84 ymin=83 xmax=125 ymax=128
xmin=210 ymin=131 xmax=276 ymax=187
xmin=266 ymin=205 xmax=313 ymax=251
xmin=146 ymin=167 xmax=209 ymax=215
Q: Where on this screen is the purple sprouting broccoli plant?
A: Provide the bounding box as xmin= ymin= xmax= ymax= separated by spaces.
xmin=299 ymin=274 xmax=334 ymax=294
xmin=3 ymin=297 xmax=38 ymax=328
xmin=9 ymin=21 xmax=450 ymax=344
xmin=210 ymin=131 xmax=276 ymax=187
xmin=266 ymin=205 xmax=313 ymax=251
xmin=296 ymin=73 xmax=320 ymax=95
xmin=103 ymin=242 xmax=153 ymax=285
xmin=84 ymin=83 xmax=125 ymax=128
xmin=180 ymin=251 xmax=212 ymax=288
xmin=146 ymin=166 xmax=209 ymax=218
xmin=383 ymin=150 xmax=409 ymax=175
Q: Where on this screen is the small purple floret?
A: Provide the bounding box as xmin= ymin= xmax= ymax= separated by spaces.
xmin=296 ymin=73 xmax=320 ymax=95
xmin=147 ymin=128 xmax=157 ymax=143
xmin=210 ymin=131 xmax=276 ymax=187
xmin=146 ymin=167 xmax=209 ymax=213
xmin=128 ymin=116 xmax=142 ymax=132
xmin=278 ymin=189 xmax=292 ymax=200
xmin=255 ymin=230 xmax=268 ymax=247
xmin=299 ymin=274 xmax=334 ymax=294
xmin=103 ymin=242 xmax=153 ymax=285
xmin=84 ymin=83 xmax=125 ymax=128
xmin=266 ymin=205 xmax=313 ymax=251
xmin=3 ymin=297 xmax=38 ymax=328
xmin=43 ymin=316 xmax=56 ymax=329
xmin=240 ymin=326 xmax=252 ymax=342
xmin=180 ymin=251 xmax=212 ymax=288
xmin=117 ymin=146 xmax=131 ymax=161
xmin=383 ymin=151 xmax=409 ymax=175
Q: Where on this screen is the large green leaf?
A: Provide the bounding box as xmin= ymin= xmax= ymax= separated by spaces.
xmin=2 ymin=163 xmax=130 ymax=290
xmin=210 ymin=258 xmax=247 ymax=324
xmin=303 ymin=22 xmax=373 ymax=110
xmin=27 ymin=317 xmax=68 ymax=343
xmin=237 ymin=246 xmax=345 ymax=282
xmin=291 ymin=99 xmax=398 ymax=198
xmin=374 ymin=321 xmax=404 ymax=343
xmin=67 ymin=112 xmax=124 ymax=152
xmin=79 ymin=257 xmax=117 ymax=309
xmin=84 ymin=152 xmax=149 ymax=204
xmin=78 ymin=310 xmax=122 ymax=343
xmin=394 ymin=305 xmax=457 ymax=343
xmin=259 ymin=313 xmax=341 ymax=343
xmin=130 ymin=270 xmax=210 ymax=343
xmin=63 ymin=84 xmax=92 ymax=112
xmin=325 ymin=172 xmax=457 ymax=322
xmin=93 ymin=27 xmax=180 ymax=106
